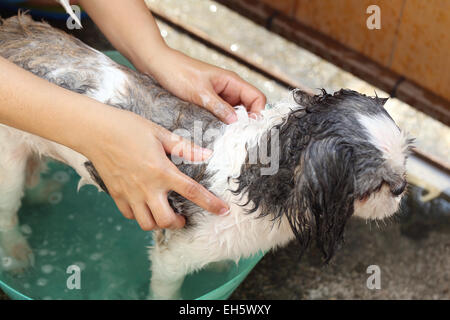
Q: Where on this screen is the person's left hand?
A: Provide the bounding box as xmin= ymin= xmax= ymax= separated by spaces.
xmin=144 ymin=47 xmax=267 ymax=124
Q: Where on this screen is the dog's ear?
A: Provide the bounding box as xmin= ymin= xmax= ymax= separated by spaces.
xmin=293 ymin=89 xmax=316 ymax=106
xmin=289 ymin=136 xmax=355 ymax=262
xmin=373 ymin=91 xmax=389 ymax=107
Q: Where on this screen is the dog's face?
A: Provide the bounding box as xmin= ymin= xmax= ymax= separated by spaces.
xmin=287 ymin=89 xmax=411 ymax=259
xmin=293 ymin=89 xmax=410 ymax=217
xmin=351 ymin=105 xmax=409 ymax=221
xmin=236 ymin=89 xmax=412 ymax=261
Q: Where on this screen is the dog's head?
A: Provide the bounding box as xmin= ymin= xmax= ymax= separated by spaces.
xmin=236 ymin=89 xmax=412 ymax=261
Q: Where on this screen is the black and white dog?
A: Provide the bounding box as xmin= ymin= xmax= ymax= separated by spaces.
xmin=0 ymin=15 xmax=411 ymax=299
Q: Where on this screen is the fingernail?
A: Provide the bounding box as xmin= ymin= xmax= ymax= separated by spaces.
xmin=219 ymin=208 xmax=231 ymax=216
xmin=249 ymin=112 xmax=258 ymax=119
xmin=225 ymin=113 xmax=238 ymax=124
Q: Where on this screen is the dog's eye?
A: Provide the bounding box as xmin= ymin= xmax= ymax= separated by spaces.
xmin=390 ymin=180 xmax=407 ymax=196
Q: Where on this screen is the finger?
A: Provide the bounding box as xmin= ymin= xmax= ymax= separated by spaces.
xmin=130 ymin=202 xmax=157 ymax=231
xmin=233 ymin=80 xmax=266 ymax=114
xmin=114 ymin=198 xmax=135 ymax=220
xmin=169 ymin=168 xmax=230 ymax=216
xmin=218 ymin=74 xmax=266 ymax=114
xmin=152 ymin=123 xmax=212 ymax=161
xmin=248 ymin=112 xmax=258 ymax=120
xmin=197 ymin=90 xmax=238 ymax=124
xmin=148 ymin=193 xmax=185 ymax=229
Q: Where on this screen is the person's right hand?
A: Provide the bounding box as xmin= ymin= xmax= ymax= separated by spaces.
xmin=82 ymin=108 xmax=230 ymax=230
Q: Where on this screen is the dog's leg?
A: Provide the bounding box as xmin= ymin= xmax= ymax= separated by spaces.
xmin=0 ymin=143 xmax=34 ymax=273
xmin=148 ymin=230 xmax=187 ymax=300
xmin=149 ymin=250 xmax=186 ymax=300
xmin=148 ymin=229 xmax=229 ymax=300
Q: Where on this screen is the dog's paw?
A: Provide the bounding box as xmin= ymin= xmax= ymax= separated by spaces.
xmin=0 ymin=228 xmax=34 ymax=274
xmin=148 ymin=281 xmax=182 ymax=300
xmin=205 ymin=260 xmax=233 ymax=273
xmin=147 ymin=290 xmax=182 ymax=300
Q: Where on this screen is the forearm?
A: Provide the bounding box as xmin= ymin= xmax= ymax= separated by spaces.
xmin=0 ymin=56 xmax=118 ymax=157
xmin=79 ymin=0 xmax=168 ymax=75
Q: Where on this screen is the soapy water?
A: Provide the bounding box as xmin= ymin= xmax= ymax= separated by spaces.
xmin=0 ymin=161 xmax=259 ymax=300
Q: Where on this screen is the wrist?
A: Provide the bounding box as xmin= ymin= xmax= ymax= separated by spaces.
xmin=76 ymin=107 xmax=151 ymax=162
xmin=130 ymin=41 xmax=173 ymax=77
xmin=63 ymin=101 xmax=123 ymax=158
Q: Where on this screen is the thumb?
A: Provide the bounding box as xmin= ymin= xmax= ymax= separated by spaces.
xmin=198 ymin=91 xmax=238 ymax=124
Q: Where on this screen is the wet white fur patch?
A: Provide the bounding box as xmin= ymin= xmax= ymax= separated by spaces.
xmin=358 ymin=113 xmax=408 ymax=170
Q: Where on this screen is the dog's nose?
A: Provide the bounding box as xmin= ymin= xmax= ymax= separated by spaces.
xmin=390 ymin=180 xmax=407 ymax=196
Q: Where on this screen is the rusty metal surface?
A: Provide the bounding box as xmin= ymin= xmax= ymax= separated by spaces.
xmin=214 ymin=0 xmax=450 ymax=127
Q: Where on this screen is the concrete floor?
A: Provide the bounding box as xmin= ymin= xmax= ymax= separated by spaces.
xmin=0 ymin=2 xmax=449 ymax=300
xmin=231 ymin=193 xmax=450 ymax=299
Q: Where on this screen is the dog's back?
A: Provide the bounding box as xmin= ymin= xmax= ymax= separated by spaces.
xmin=0 ymin=14 xmax=222 ymax=142
xmin=0 ymin=14 xmax=224 ymax=188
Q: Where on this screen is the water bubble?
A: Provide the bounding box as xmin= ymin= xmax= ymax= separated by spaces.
xmin=95 ymin=233 xmax=103 ymax=240
xmin=41 ymin=264 xmax=54 ymax=274
xmin=74 ymin=262 xmax=86 ymax=270
xmin=52 ymin=171 xmax=70 ymax=183
xmin=37 ymin=278 xmax=48 ymax=286
xmin=90 ymin=253 xmax=102 ymax=261
xmin=48 ymin=191 xmax=63 ymax=205
xmin=2 ymin=257 xmax=12 ymax=268
xmin=38 ymin=249 xmax=49 ymax=256
xmin=23 ymin=283 xmax=30 ymax=289
xmin=20 ymin=224 xmax=32 ymax=235
xmin=115 ymin=225 xmax=122 ymax=231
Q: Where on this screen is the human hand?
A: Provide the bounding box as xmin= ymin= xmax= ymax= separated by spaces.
xmin=145 ymin=47 xmax=267 ymax=124
xmin=82 ymin=108 xmax=230 ymax=230
xmin=79 ymin=0 xmax=265 ymax=123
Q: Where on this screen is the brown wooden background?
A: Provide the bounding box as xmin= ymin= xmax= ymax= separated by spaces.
xmin=259 ymin=0 xmax=449 ymax=103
